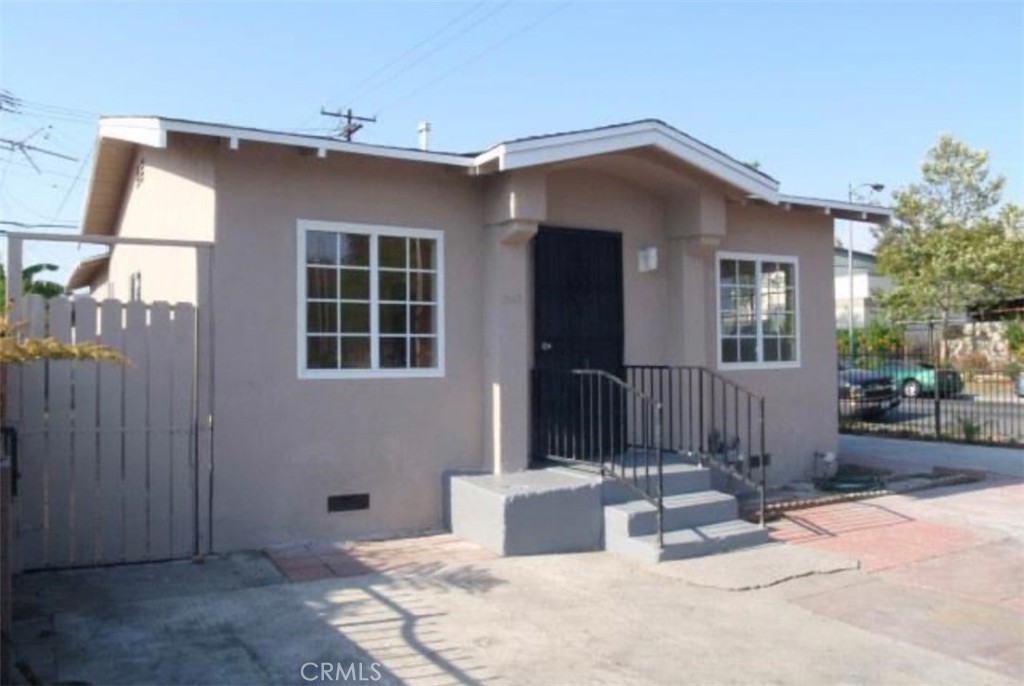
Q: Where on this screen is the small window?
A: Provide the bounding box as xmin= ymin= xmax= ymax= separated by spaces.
xmin=298 ymin=221 xmax=444 ymax=379
xmin=129 ymin=272 xmax=142 ymax=302
xmin=717 ymin=253 xmax=799 ymax=369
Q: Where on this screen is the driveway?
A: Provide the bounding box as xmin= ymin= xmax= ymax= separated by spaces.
xmin=10 ymin=479 xmax=1023 ymax=685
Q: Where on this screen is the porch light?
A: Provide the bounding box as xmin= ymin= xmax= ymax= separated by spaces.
xmin=638 ymin=246 xmax=659 ymax=273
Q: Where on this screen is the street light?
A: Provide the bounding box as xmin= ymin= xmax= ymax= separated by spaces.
xmin=847 ymin=182 xmax=885 ymax=362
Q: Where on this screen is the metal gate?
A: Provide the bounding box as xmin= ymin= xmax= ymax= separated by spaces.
xmin=5 ymin=294 xmax=211 ymax=571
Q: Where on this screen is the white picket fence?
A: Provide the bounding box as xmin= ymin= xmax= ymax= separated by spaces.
xmin=6 ymin=295 xmax=202 ymax=570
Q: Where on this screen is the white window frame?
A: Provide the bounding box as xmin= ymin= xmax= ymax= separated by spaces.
xmin=297 ymin=219 xmax=446 ymax=379
xmin=715 ymin=251 xmax=801 ymax=371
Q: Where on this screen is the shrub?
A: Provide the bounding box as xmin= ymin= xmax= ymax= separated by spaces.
xmin=1006 ymin=319 xmax=1024 ymax=361
xmin=955 ymin=415 xmax=986 ymax=443
xmin=1005 ymin=362 xmax=1022 ymax=382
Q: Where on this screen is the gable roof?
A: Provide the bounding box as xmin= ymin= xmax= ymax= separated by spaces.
xmin=81 ymin=115 xmax=891 ymax=237
xmin=96 ymin=116 xmax=779 ymax=197
xmin=477 ymin=119 xmax=779 ymax=198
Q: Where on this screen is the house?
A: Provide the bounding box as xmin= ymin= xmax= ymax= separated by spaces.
xmin=833 ymin=246 xmax=891 ymax=327
xmin=66 ymin=116 xmax=891 ymax=556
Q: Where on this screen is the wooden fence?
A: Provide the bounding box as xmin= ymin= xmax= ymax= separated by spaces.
xmin=5 ymin=295 xmax=203 ymax=570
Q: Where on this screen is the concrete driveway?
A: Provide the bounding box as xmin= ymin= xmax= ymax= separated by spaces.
xmin=11 ymin=477 xmax=1023 ymax=685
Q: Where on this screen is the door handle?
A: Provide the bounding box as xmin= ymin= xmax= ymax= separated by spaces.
xmin=540 ymin=341 xmax=553 ymax=352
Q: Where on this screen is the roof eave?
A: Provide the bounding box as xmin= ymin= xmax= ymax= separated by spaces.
xmin=471 ymin=121 xmax=781 ymax=201
xmin=98 ymin=116 xmax=475 ymax=167
xmin=66 ymin=253 xmax=110 ymax=291
xmin=777 ymin=194 xmax=893 ymax=223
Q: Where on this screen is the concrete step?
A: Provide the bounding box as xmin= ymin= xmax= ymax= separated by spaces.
xmin=604 ymin=491 xmax=738 ymax=538
xmin=606 ymin=519 xmax=772 ymax=564
xmin=602 ymin=462 xmax=711 ymax=504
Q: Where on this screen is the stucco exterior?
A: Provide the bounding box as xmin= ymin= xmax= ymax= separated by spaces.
xmin=94 ymin=133 xmax=216 ymax=303
xmin=72 ymin=119 xmax=876 ymax=552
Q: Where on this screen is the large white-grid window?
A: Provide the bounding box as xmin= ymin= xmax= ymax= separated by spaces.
xmin=298 ymin=220 xmax=445 ymax=379
xmin=716 ymin=252 xmax=800 ymax=370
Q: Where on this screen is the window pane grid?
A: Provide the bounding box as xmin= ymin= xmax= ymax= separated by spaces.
xmin=302 ymin=225 xmax=441 ymax=374
xmin=719 ymin=256 xmax=797 ymax=366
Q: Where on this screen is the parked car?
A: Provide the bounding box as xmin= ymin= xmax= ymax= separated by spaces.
xmin=873 ymin=360 xmax=964 ymax=399
xmin=1017 ymin=370 xmax=1024 ymax=398
xmin=839 ymin=367 xmax=901 ymax=419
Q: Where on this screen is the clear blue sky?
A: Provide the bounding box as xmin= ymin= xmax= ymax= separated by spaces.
xmin=2 ymin=1 xmax=1022 ymax=275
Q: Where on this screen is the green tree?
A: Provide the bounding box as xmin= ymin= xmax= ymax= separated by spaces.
xmin=0 ymin=263 xmax=65 ymax=312
xmin=874 ymin=135 xmax=1024 ymax=362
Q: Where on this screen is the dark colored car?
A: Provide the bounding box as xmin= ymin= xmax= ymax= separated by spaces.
xmin=874 ymin=360 xmax=964 ymax=399
xmin=839 ymin=368 xmax=901 ymax=419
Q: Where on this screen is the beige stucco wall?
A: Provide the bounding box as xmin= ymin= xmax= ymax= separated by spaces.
xmin=211 ymin=143 xmax=486 ymax=550
xmin=539 ymin=170 xmax=837 ymax=485
xmin=96 ymin=136 xmax=840 ymax=549
xmin=713 ymin=205 xmax=839 ymax=484
xmin=545 ymin=169 xmax=671 ymax=366
xmin=96 ymin=133 xmax=216 ymax=303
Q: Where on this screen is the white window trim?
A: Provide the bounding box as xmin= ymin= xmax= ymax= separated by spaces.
xmin=715 ymin=250 xmax=801 ymax=371
xmin=296 ymin=219 xmax=446 ymax=380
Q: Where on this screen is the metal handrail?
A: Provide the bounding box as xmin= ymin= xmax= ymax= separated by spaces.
xmin=531 ymin=368 xmax=665 ymax=547
xmin=624 ymin=365 xmax=768 ymax=528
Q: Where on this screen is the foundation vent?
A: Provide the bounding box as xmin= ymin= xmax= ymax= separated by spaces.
xmin=327 ymin=493 xmax=370 ymax=512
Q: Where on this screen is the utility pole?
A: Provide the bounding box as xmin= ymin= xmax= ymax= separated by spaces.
xmin=319 ymin=107 xmax=377 ymax=142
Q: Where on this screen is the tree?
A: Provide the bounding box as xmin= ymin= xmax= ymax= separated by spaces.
xmin=0 ymin=263 xmax=65 ymax=312
xmin=874 ymin=135 xmax=1024 ymax=362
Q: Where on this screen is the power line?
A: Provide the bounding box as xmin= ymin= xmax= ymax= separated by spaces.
xmin=0 ymin=220 xmax=77 ymax=230
xmin=53 ymin=148 xmax=93 ymax=219
xmin=0 ymin=134 xmax=78 ymax=167
xmin=8 ymin=97 xmax=99 ymax=119
xmin=357 ymin=1 xmax=512 ymax=105
xmin=291 ymin=2 xmax=495 ymax=133
xmin=377 ymin=2 xmax=572 ymax=115
xmin=345 ymin=2 xmax=488 ymax=100
xmin=0 ymin=157 xmax=81 ymax=180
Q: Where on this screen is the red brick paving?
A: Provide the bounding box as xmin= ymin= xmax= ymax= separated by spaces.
xmin=769 ymin=500 xmax=983 ymax=571
xmin=265 ymin=533 xmax=496 ymax=583
xmin=772 ymin=488 xmax=1024 ymax=679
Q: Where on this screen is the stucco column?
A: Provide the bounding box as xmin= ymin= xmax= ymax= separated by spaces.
xmin=666 ymin=191 xmax=724 ymax=368
xmin=483 ymin=220 xmax=537 ymax=474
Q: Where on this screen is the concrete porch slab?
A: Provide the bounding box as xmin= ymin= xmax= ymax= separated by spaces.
xmin=448 ymin=468 xmax=604 ymax=556
xmin=648 ymin=542 xmax=860 ymax=590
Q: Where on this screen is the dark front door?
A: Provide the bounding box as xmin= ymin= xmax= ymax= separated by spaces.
xmin=533 ymin=227 xmax=624 ymax=373
xmin=532 ymin=227 xmax=624 ymax=463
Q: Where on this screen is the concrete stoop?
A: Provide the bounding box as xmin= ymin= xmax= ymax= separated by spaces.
xmin=447 ymin=462 xmax=769 ymax=563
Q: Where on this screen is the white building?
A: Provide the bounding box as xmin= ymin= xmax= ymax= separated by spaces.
xmin=834 ymin=247 xmax=891 ymax=327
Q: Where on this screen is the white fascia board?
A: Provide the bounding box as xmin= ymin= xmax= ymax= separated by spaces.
xmin=474 ymin=122 xmax=780 ymax=201
xmin=472 ymin=144 xmax=506 ymax=170
xmin=98 ymin=116 xmax=474 ymax=167
xmin=99 ymin=117 xmax=168 ymax=148
xmin=778 ymin=194 xmax=893 ymax=221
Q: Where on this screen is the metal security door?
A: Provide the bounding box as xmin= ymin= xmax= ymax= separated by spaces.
xmin=532 ymin=227 xmax=624 ymax=463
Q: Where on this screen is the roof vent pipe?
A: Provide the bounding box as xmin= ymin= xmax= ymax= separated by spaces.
xmin=417 ymin=122 xmax=431 ymax=151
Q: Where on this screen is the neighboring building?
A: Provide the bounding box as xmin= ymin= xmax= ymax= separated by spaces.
xmin=66 ymin=116 xmax=890 ymax=552
xmin=833 ymin=246 xmax=892 ymax=328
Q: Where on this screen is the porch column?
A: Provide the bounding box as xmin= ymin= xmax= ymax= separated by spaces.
xmin=666 ymin=191 xmax=724 ymax=367
xmin=483 ymin=220 xmax=537 ymax=474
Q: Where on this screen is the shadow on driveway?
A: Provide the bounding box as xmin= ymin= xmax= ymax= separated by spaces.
xmin=11 ymin=540 xmax=509 ymax=686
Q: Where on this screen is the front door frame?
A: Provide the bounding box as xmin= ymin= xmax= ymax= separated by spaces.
xmin=532 ymin=225 xmax=625 ymax=374
xmin=531 ymin=225 xmax=626 ymax=466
